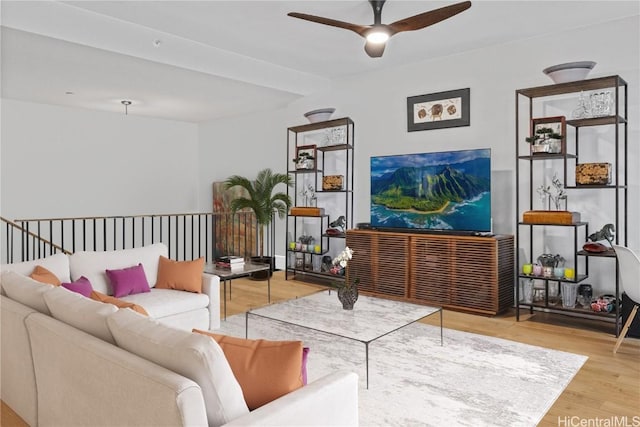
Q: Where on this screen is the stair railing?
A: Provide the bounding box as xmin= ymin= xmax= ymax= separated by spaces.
xmin=2 ymin=211 xmax=269 ymax=264
xmin=1 ymin=216 xmax=70 ymax=264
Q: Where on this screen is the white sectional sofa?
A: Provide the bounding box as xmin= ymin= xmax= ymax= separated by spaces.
xmin=1 ymin=243 xmax=221 ymax=331
xmin=0 ymin=245 xmax=359 ymax=426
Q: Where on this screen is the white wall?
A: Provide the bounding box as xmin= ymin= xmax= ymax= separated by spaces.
xmin=282 ymin=15 xmax=639 ymax=241
xmin=1 ymin=99 xmax=199 ymax=220
xmin=197 ymin=108 xmax=288 ymax=208
xmin=198 ymin=15 xmax=639 ymax=292
xmin=2 ymin=13 xmax=637 ymax=290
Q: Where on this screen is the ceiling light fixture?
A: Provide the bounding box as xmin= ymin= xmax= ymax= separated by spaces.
xmin=121 ymin=100 xmax=132 ymax=115
xmin=365 ymin=28 xmax=389 ymax=44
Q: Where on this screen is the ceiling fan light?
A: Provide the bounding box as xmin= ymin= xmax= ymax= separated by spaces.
xmin=366 ymin=30 xmax=389 ymax=44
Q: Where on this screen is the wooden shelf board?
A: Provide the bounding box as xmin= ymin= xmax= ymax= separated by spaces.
xmin=518 ymin=153 xmax=577 ymax=160
xmin=567 ymin=115 xmax=626 ymax=127
xmin=288 ymin=117 xmax=354 ymax=133
xmin=518 ymin=274 xmax=588 ymax=283
xmin=520 ymin=302 xmax=617 ymax=319
xmin=518 ymin=221 xmax=587 ymax=227
xmin=577 ymin=249 xmax=617 ymax=258
xmin=288 ymin=169 xmax=323 ymax=174
xmin=516 ymin=75 xmax=626 ymax=98
xmin=317 ymin=144 xmax=352 ymax=152
xmin=565 ymin=184 xmax=624 ymax=189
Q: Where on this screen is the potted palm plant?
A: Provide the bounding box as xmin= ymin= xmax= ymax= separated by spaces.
xmin=225 ymin=168 xmax=293 ymax=279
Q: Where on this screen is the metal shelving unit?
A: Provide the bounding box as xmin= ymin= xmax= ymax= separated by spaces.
xmin=285 ymin=117 xmax=354 ymax=283
xmin=515 ymin=75 xmax=628 ymax=335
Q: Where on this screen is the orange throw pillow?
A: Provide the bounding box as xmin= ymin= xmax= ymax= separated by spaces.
xmin=30 ymin=265 xmax=61 ymax=286
xmin=193 ymin=329 xmax=304 ymax=410
xmin=90 ymin=291 xmax=149 ymax=316
xmin=155 ymin=256 xmax=204 ymax=293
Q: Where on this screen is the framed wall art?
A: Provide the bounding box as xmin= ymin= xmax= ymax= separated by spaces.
xmin=529 ymin=116 xmax=566 ymax=155
xmin=294 ymin=144 xmax=317 ymax=170
xmin=407 ymin=88 xmax=470 ymax=132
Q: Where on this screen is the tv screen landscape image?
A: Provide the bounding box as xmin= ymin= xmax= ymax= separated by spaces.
xmin=370 ymin=148 xmax=491 ymax=233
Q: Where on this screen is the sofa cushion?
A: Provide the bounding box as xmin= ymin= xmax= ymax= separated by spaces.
xmin=119 ymin=288 xmax=209 ymax=318
xmin=155 ymin=256 xmax=204 ymax=293
xmin=1 ymin=252 xmax=71 ymax=283
xmin=1 ymin=271 xmax=54 ymax=315
xmin=61 ymin=276 xmax=93 ymax=298
xmin=107 ymin=309 xmax=249 ymax=426
xmin=43 ymin=286 xmax=118 ymax=344
xmin=69 ymin=243 xmax=168 ymax=295
xmin=193 ymin=329 xmax=305 ymax=410
xmin=30 ymin=265 xmax=62 ymax=286
xmin=90 ymin=291 xmax=149 ymax=316
xmin=106 ymin=263 xmax=151 ymax=298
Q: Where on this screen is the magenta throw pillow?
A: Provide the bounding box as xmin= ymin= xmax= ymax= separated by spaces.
xmin=302 ymin=347 xmax=310 ymax=385
xmin=61 ymin=276 xmax=93 ymax=298
xmin=105 ymin=263 xmax=150 ymax=298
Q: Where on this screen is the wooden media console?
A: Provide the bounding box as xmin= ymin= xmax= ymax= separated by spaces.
xmin=346 ymin=229 xmax=514 ymax=315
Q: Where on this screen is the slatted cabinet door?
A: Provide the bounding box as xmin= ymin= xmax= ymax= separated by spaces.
xmin=410 ymin=236 xmax=451 ymax=304
xmin=449 ymin=238 xmax=497 ymax=311
xmin=346 ymin=231 xmax=409 ymax=298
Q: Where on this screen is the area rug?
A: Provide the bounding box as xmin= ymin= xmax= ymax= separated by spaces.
xmin=218 ymin=298 xmax=587 ymax=427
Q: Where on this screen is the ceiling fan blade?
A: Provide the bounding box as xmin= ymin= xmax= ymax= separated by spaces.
xmin=288 ymin=12 xmax=370 ymax=37
xmin=388 ymin=1 xmax=471 ymax=34
xmin=364 ymin=41 xmax=386 ymax=58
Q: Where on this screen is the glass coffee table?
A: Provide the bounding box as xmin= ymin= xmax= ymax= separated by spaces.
xmin=204 ymin=262 xmax=271 ymax=320
xmin=245 ymin=290 xmax=442 ymax=388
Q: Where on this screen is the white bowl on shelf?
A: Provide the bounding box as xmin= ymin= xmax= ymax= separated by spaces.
xmin=542 ymin=61 xmax=596 ymax=84
xmin=304 ymin=108 xmax=335 ymax=123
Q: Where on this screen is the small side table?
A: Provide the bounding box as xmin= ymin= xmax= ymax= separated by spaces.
xmin=203 ymin=262 xmax=271 ymax=320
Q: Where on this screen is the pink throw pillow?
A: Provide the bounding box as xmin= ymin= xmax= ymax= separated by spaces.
xmin=61 ymin=276 xmax=93 ymax=298
xmin=105 ymin=263 xmax=150 ymax=298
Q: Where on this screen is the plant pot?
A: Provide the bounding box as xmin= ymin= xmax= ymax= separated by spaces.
xmin=250 ymin=256 xmax=275 ymax=280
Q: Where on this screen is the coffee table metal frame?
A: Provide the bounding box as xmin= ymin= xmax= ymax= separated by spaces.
xmin=204 ymin=262 xmax=271 ymax=320
xmin=245 ymin=291 xmax=442 ymax=389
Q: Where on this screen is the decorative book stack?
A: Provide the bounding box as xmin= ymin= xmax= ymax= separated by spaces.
xmin=215 ymin=256 xmax=245 ymax=270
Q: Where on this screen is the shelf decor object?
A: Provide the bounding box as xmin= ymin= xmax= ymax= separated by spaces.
xmin=304 ymin=108 xmax=335 ymax=123
xmin=522 ymin=210 xmax=580 ymax=225
xmin=527 ymin=116 xmax=566 ymax=155
xmin=322 ymin=175 xmax=343 ymax=190
xmin=290 ymin=207 xmax=324 ymax=216
xmin=542 ymin=61 xmax=596 ymax=84
xmin=576 ymin=163 xmax=612 ymax=185
xmin=293 ymin=145 xmax=317 ymax=170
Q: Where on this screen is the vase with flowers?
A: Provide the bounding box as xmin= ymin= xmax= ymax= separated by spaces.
xmin=330 ymin=247 xmax=360 ymax=310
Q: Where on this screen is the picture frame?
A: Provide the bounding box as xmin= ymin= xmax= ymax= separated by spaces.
xmin=407 ymin=88 xmax=470 ymax=132
xmin=529 ymin=116 xmax=566 ymax=155
xmin=294 ymin=144 xmax=317 ymax=170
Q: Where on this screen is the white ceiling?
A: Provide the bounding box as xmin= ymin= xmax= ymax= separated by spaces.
xmin=1 ymin=1 xmax=638 ymax=123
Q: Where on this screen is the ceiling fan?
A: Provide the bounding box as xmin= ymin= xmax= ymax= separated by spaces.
xmin=288 ymin=1 xmax=472 ymax=58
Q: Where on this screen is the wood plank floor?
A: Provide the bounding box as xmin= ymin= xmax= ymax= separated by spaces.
xmin=3 ymin=271 xmax=639 ymax=426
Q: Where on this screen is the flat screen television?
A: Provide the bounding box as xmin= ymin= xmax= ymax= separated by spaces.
xmin=370 ymin=148 xmax=491 ymax=234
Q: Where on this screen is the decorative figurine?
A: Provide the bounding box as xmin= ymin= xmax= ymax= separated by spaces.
xmin=536 ymin=173 xmax=567 ymax=210
xmin=326 ymin=215 xmax=346 ymax=236
xmin=587 ymin=223 xmax=615 ymax=247
xmin=300 ymin=184 xmax=315 ymax=207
